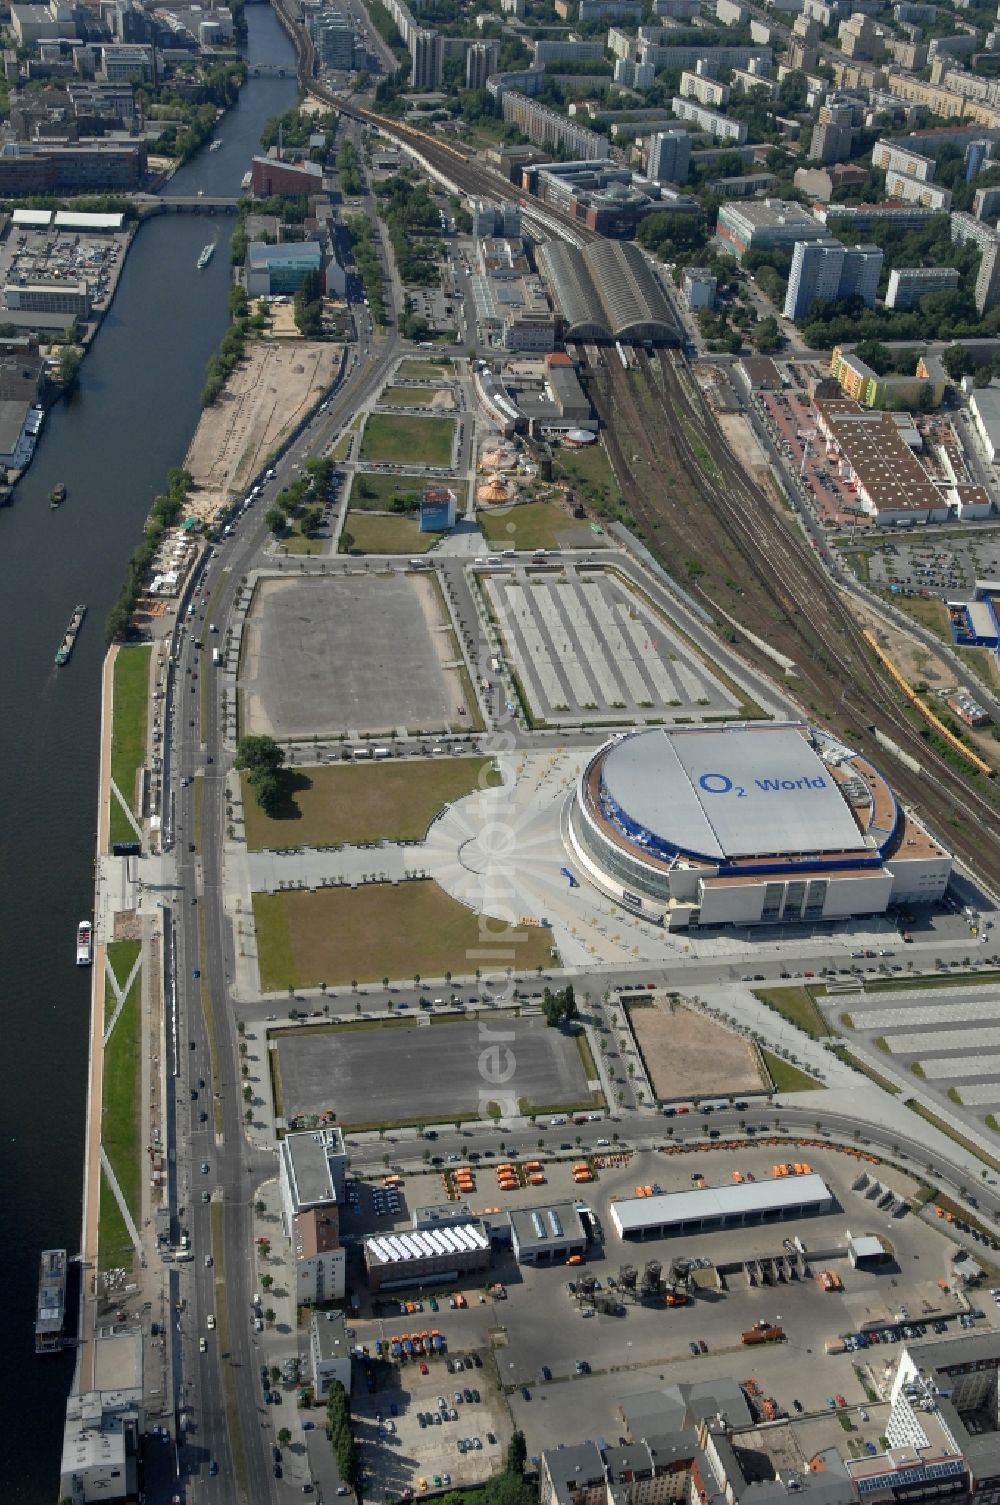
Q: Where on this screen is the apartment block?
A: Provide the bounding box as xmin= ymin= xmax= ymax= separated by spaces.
xmin=885 ymin=265 xmax=961 ymax=308
xmin=671 ymin=95 xmax=748 ymax=141
xmin=500 ymin=90 xmax=609 ymax=158
xmin=679 ymin=68 xmax=730 ymax=107
xmin=884 ymin=171 xmax=953 ymax=210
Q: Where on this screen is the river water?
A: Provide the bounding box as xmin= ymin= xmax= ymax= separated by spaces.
xmin=0 ymin=11 xmax=296 ymax=1495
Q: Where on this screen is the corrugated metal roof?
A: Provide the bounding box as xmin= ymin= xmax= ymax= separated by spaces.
xmin=611 ymin=1172 xmax=832 ymax=1234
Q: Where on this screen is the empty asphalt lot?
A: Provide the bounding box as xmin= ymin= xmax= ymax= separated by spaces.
xmin=240 ymin=572 xmax=465 ymax=739
xmin=274 ymin=1015 xmax=594 ymax=1125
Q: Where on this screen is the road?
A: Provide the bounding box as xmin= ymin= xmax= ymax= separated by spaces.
xmin=163 ymin=175 xmax=408 ymax=1499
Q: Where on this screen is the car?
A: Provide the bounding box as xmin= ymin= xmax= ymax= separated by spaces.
xmin=207 ymin=1314 xmax=215 ymax=1330
xmin=419 ymin=1362 xmax=429 ymax=1375
xmin=199 ymin=1111 xmax=208 ymax=1122
xmin=471 ymin=1389 xmax=480 ymax=1403
xmin=443 ymin=1474 xmax=451 ymax=1486
xmin=464 ymin=1389 xmax=474 ymax=1403
xmin=575 ymin=1360 xmax=590 ymax=1374
xmin=204 ymin=1254 xmax=213 ymax=1268
xmin=201 ymin=1190 xmax=210 ymax=1202
xmin=487 ymin=1433 xmax=497 ymax=1446
xmin=698 ymin=1340 xmax=707 ymax=1353
xmin=521 ymin=1386 xmax=531 ymax=1401
xmin=200 ymin=1162 xmax=209 ymax=1174
xmin=471 ymin=1353 xmax=482 ymax=1367
xmin=418 ymin=1414 xmax=427 ymax=1428
xmin=793 ymin=1400 xmax=803 ymax=1414
xmin=274 ymin=1465 xmax=283 ymax=1479
xmin=192 ymin=968 xmax=200 ymax=979
xmin=199 ymin=1338 xmax=207 ymax=1353
xmin=454 ymin=1392 xmax=463 ymax=1404
xmin=273 ymin=1446 xmax=283 ymax=1463
xmin=302 ymin=1487 xmax=315 ymax=1496
xmin=303 ymin=1421 xmax=316 ymax=1431
xmin=209 ymin=1462 xmax=219 ymax=1477
xmin=541 ymin=1366 xmax=552 ymax=1381
xmin=689 ymin=1342 xmax=700 ymax=1355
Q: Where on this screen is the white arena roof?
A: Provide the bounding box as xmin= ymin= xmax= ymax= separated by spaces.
xmin=12 ymin=209 xmax=52 ymax=227
xmin=601 ymin=725 xmax=864 ymax=861
xmin=611 ymin=1172 xmax=833 ymax=1237
xmin=364 ymin=1223 xmax=490 ymax=1266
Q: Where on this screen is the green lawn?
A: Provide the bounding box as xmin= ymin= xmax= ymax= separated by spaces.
xmin=359 ymin=412 xmax=455 ymax=466
xmin=108 ymin=645 xmax=151 ymax=849
xmin=349 ymin=471 xmax=439 ymax=511
xmin=98 ymin=1167 xmax=134 ymax=1272
xmin=867 ymin=970 xmax=1000 ymax=992
xmin=104 ymin=938 xmax=141 ymax=1026
xmin=754 ymin=985 xmax=832 ymax=1039
xmin=252 ymin=879 xmax=557 ymax=990
xmin=477 ymin=501 xmax=595 ymax=552
xmin=760 ymin=1049 xmax=821 ymax=1093
xmin=241 ymin=757 xmax=501 ymax=849
xmin=101 ymin=951 xmax=142 ymax=1253
xmin=341 ymin=512 xmax=435 ymax=554
xmin=553 ymin=439 xmax=622 ymax=513
xmin=380 ymin=385 xmax=449 ymax=408
xmin=396 ymin=359 xmax=454 ymax=380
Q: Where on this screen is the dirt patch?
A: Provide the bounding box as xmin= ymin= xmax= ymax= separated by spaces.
xmin=851 ymin=603 xmax=999 ymax=766
xmin=629 ymin=998 xmax=764 ymax=1100
xmin=716 ymin=411 xmax=785 ymax=508
xmin=183 ymin=341 xmax=341 ymax=523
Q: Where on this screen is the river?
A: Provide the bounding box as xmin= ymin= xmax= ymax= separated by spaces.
xmin=0 ymin=11 xmax=296 ymax=1496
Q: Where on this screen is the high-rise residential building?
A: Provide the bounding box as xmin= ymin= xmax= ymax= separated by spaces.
xmin=783 ymin=237 xmax=882 ymax=320
xmin=409 ymin=27 xmax=442 ymax=88
xmin=647 ymin=127 xmax=691 ymax=182
xmin=809 ymin=119 xmax=854 ymax=163
xmin=965 ymin=137 xmax=991 ymax=181
xmin=976 ymin=239 xmax=1000 ymax=313
xmin=465 ymin=39 xmax=498 ymax=88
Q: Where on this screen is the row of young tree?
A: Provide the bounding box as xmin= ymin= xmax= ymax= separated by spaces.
xmin=106 ymin=469 xmax=193 ymax=642
xmin=326 ymin=1380 xmax=357 ymax=1487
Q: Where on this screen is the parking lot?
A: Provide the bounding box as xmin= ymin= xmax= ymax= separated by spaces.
xmin=239 ymin=572 xmax=471 ymax=739
xmin=482 ymin=565 xmax=739 ymax=726
xmin=834 ymin=979 xmax=1000 ymax=1131
xmin=864 ymin=534 xmax=1000 ymax=599
xmin=274 ymin=1014 xmax=594 ymax=1125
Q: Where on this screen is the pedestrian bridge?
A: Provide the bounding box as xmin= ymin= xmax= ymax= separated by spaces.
xmin=247 ymin=62 xmax=292 ymax=75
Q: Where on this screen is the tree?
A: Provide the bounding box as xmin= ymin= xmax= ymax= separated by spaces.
xmin=264 ymin=1307 xmax=276 ymax=1325
xmin=261 ymin=1273 xmax=274 ymax=1289
xmin=505 ymin=1430 xmax=527 ymax=1476
xmin=278 ymin=1427 xmax=292 ymax=1446
xmin=57 ymin=345 xmax=82 ymax=389
xmin=941 ymin=342 xmax=975 ymax=380
xmin=752 ymin=315 xmax=780 ymax=353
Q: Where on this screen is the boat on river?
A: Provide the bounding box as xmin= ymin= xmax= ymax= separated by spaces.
xmin=49 ymin=482 xmax=66 ymax=507
xmin=209 ymin=138 xmax=223 ymax=152
xmin=76 ymin=920 xmax=93 ymax=966
xmin=55 ymin=603 xmax=86 ymax=665
xmin=35 ymin=1249 xmax=67 ymax=1354
xmin=197 ymin=242 xmax=216 ymax=269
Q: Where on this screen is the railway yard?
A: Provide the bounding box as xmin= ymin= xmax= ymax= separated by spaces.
xmin=577 ymin=345 xmax=1000 ymax=894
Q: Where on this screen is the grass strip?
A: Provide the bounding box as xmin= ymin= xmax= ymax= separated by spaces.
xmin=904 ymin=1098 xmax=1000 ymax=1177
xmin=575 ymin=1031 xmax=598 ymax=1081
xmin=760 ymin=1049 xmax=821 ymax=1093
xmin=104 ymin=938 xmax=141 ymax=1027
xmin=753 ymin=985 xmax=832 ymax=1039
xmin=866 ymin=970 xmax=1000 ymax=992
xmin=211 ymin=1200 xmax=250 ymax=1505
xmin=109 ymin=645 xmax=151 ymax=849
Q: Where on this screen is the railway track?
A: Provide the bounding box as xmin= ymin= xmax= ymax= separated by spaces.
xmin=581 ymin=346 xmax=1000 ymax=893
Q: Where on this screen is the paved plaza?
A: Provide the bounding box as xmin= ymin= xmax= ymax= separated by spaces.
xmin=483 ymin=566 xmax=738 ymax=726
xmin=239 ymin=572 xmax=469 ymax=739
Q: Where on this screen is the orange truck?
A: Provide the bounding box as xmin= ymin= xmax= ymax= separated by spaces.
xmin=740 ymin=1323 xmax=786 ymax=1345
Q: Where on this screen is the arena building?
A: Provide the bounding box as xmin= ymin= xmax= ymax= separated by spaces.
xmin=566 ymin=721 xmax=951 ymax=928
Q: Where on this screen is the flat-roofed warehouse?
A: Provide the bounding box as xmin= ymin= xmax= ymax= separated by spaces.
xmin=509 ymin=1201 xmax=587 ymax=1264
xmin=363 ymin=1222 xmax=491 ymax=1291
xmin=536 ymin=239 xmax=680 ymax=343
xmin=610 ymin=1172 xmax=835 ymax=1240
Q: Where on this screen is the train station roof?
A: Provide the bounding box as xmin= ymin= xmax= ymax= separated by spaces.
xmin=536 ymin=239 xmax=679 ymax=342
